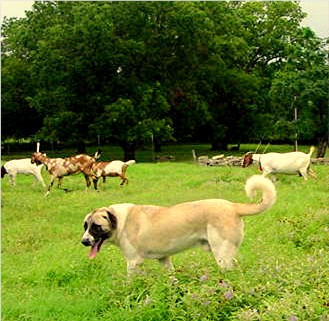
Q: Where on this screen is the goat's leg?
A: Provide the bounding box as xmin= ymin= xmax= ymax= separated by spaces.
xmin=57 ymin=177 xmax=63 ymax=189
xmin=119 ymin=174 xmax=128 ymax=185
xmin=308 ymin=168 xmax=317 ymax=179
xmin=93 ymin=178 xmax=99 ymax=190
xmin=45 ymin=176 xmax=55 ymax=196
xmin=84 ymin=174 xmax=91 ymax=188
xmin=8 ymin=174 xmax=16 ymax=187
xmin=34 ymin=173 xmax=46 ymax=187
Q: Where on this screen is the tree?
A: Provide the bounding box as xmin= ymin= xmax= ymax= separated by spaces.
xmin=1 ymin=17 xmax=43 ymax=139
xmin=270 ymin=28 xmax=329 ymax=156
xmin=93 ymin=83 xmax=173 ymax=160
xmin=2 ymin=1 xmax=327 ymax=155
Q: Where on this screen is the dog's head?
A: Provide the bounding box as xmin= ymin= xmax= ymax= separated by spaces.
xmin=81 ymin=207 xmax=117 ymax=259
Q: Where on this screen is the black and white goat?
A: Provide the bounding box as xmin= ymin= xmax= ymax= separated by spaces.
xmin=1 ymin=158 xmax=46 ymax=187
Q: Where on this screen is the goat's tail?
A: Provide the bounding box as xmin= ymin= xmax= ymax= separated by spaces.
xmin=233 ymin=175 xmax=276 ymax=216
xmin=308 ymin=146 xmax=315 ymax=157
xmin=125 ymin=160 xmax=136 ymax=166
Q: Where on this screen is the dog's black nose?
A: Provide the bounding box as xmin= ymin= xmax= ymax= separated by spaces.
xmin=81 ymin=238 xmax=91 ymax=246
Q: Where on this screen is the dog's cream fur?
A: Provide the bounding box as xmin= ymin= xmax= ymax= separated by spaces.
xmin=81 ymin=175 xmax=276 ymax=275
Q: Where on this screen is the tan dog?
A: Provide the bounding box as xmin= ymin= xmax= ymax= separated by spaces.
xmin=81 ymin=175 xmax=276 ymax=275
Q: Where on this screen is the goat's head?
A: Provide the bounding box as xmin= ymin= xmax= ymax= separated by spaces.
xmin=31 ymin=152 xmax=45 ymax=165
xmin=1 ymin=166 xmax=7 ymax=178
xmin=242 ymin=152 xmax=253 ymax=167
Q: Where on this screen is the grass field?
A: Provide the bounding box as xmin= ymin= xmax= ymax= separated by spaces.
xmin=1 ymin=145 xmax=329 ymax=321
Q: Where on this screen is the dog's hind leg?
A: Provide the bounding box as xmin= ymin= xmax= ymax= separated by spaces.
xmin=207 ymin=225 xmax=241 ymax=270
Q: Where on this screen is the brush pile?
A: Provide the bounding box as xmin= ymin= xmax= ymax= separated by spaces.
xmin=198 ymin=155 xmax=242 ymax=166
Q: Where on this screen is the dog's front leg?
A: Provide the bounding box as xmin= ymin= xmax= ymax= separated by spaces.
xmin=126 ymin=257 xmax=144 ymax=276
xmin=158 ymin=257 xmax=174 ymax=271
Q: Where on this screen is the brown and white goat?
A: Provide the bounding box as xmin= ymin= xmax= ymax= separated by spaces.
xmin=84 ymin=160 xmax=136 ymax=190
xmin=31 ymin=151 xmax=101 ymax=195
xmin=242 ymin=146 xmax=316 ymax=180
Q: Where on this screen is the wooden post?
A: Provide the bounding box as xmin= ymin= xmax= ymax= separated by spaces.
xmin=294 ymin=106 xmax=298 ymax=151
xmin=192 ymin=149 xmax=197 ymax=161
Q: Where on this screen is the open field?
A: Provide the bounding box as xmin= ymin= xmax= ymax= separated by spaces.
xmin=1 ymin=145 xmax=329 ymax=321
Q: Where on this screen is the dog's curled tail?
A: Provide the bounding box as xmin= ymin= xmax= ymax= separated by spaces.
xmin=235 ymin=175 xmax=276 ymax=216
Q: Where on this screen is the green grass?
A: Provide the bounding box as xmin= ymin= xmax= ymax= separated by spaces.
xmin=1 ymin=145 xmax=329 ymax=321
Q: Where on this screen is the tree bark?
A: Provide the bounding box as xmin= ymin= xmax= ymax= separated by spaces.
xmin=317 ymin=137 xmax=328 ymax=158
xmin=122 ymin=143 xmax=136 ymax=161
xmin=211 ymin=139 xmax=228 ymax=151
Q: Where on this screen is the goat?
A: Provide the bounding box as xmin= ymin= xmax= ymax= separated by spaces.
xmin=31 ymin=150 xmax=101 ymax=195
xmin=242 ymin=146 xmax=316 ymax=180
xmin=83 ymin=160 xmax=136 ymax=190
xmin=1 ymin=158 xmax=46 ymax=187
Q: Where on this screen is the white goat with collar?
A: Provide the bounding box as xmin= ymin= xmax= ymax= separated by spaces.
xmin=242 ymin=146 xmax=316 ymax=180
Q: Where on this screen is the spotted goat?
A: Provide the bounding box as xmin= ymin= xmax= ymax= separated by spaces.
xmin=31 ymin=150 xmax=101 ymax=195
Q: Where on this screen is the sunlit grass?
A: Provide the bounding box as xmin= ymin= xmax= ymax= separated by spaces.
xmin=1 ymin=149 xmax=328 ymax=321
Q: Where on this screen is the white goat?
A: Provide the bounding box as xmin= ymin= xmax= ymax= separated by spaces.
xmin=242 ymin=146 xmax=316 ymax=180
xmin=1 ymin=158 xmax=46 ymax=187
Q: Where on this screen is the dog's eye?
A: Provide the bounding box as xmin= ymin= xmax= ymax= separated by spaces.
xmin=84 ymin=222 xmax=88 ymax=231
xmin=91 ymin=223 xmax=102 ymax=233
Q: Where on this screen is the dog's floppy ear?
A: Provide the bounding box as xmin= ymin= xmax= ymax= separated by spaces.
xmin=106 ymin=211 xmax=117 ymax=229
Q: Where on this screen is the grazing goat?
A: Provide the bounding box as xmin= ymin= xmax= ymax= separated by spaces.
xmin=1 ymin=158 xmax=46 ymax=187
xmin=242 ymin=146 xmax=316 ymax=180
xmin=84 ymin=160 xmax=136 ymax=190
xmin=31 ymin=151 xmax=101 ymax=195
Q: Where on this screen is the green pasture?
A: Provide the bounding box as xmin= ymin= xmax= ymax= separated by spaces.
xmin=1 ymin=145 xmax=329 ymax=321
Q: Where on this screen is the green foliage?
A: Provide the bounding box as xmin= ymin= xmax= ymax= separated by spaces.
xmin=1 ymin=1 xmax=328 ymax=153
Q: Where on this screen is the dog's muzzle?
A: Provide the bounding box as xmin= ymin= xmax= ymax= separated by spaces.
xmin=81 ymin=231 xmax=95 ymax=247
xmin=81 ymin=238 xmax=92 ymax=247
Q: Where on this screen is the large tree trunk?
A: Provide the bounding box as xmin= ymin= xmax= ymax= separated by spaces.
xmin=317 ymin=137 xmax=328 ymax=158
xmin=211 ymin=139 xmax=228 ymax=151
xmin=76 ymin=141 xmax=86 ymax=154
xmin=122 ymin=143 xmax=136 ymax=161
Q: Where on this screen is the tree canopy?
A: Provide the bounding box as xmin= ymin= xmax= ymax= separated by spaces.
xmin=2 ymin=1 xmax=328 ymax=158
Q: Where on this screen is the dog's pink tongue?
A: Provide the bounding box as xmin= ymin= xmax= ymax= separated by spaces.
xmin=89 ymin=240 xmax=101 ymax=259
xmin=89 ymin=245 xmax=98 ymax=259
